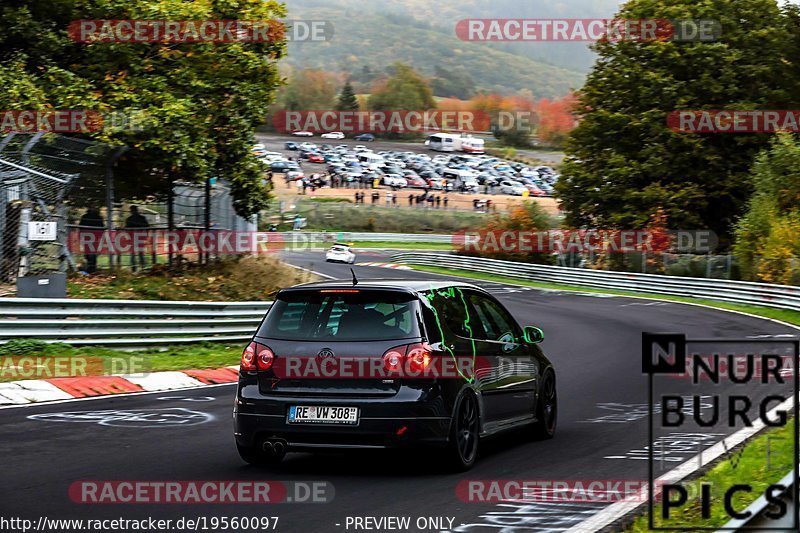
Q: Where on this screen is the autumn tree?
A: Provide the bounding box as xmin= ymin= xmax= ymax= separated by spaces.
xmin=468 ymin=93 xmax=536 ymax=147
xmin=277 ymin=68 xmax=339 ymax=111
xmin=535 ymin=94 xmax=577 ymax=147
xmin=368 ymin=63 xmax=435 ymax=111
xmin=0 ymin=0 xmax=287 ymax=217
xmin=734 ymin=133 xmax=800 ymax=284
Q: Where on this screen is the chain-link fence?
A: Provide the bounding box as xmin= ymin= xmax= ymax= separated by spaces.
xmin=0 ymin=155 xmax=77 ymax=293
xmin=0 ymin=133 xmax=258 ymax=290
xmin=66 ymin=180 xmax=258 ymax=272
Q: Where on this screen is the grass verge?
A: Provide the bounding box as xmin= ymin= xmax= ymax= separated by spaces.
xmin=0 ymin=340 xmax=242 ymax=383
xmin=626 ymin=419 xmax=795 ymax=531
xmin=351 ymin=242 xmax=456 ymax=250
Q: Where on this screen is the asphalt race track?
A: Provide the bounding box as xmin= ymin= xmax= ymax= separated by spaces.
xmin=0 ymin=251 xmax=795 ymax=532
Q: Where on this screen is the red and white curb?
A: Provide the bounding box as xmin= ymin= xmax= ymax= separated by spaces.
xmin=0 ymin=366 xmax=240 ymax=406
xmin=358 ymin=262 xmax=412 ymax=270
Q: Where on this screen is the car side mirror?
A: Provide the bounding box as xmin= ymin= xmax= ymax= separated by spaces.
xmin=524 ymin=326 xmax=544 ymax=344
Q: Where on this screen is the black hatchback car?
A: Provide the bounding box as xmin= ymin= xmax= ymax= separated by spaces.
xmin=234 ymin=280 xmax=556 ymax=470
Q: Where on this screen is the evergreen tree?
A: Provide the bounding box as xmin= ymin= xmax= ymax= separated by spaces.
xmin=336 ymin=81 xmax=360 ymax=111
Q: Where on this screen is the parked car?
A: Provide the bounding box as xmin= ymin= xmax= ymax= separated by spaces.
xmin=286 ymin=170 xmax=305 ymax=181
xmin=252 ymin=143 xmax=267 ymax=157
xmin=406 ymin=176 xmax=428 ymax=188
xmin=308 ymin=153 xmax=325 ymax=163
xmin=270 ymin=161 xmax=292 ymax=172
xmin=425 ymin=176 xmax=446 ymax=189
xmin=382 ymin=174 xmax=408 ymax=188
xmin=284 ymin=141 xmax=298 ymax=150
xmin=498 ymin=180 xmax=527 ymax=196
xmin=442 ymin=169 xmax=479 ymax=192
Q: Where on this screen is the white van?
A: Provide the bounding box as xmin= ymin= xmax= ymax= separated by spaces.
xmin=442 ymin=169 xmax=479 ymax=192
xmin=357 ymin=152 xmax=385 ymax=170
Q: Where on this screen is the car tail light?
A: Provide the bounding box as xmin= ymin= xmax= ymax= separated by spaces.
xmin=383 ymin=348 xmax=405 ymax=374
xmin=382 ymin=343 xmax=432 ymax=376
xmin=256 ymin=345 xmax=274 ymax=371
xmin=241 ymin=342 xmax=257 ymax=371
xmin=406 ymin=344 xmax=431 ymax=374
xmin=241 ymin=341 xmax=274 ymax=371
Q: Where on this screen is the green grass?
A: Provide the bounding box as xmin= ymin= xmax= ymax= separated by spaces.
xmin=409 ymin=265 xmax=800 ymax=326
xmin=0 ymin=341 xmax=242 ymax=383
xmin=290 ymin=203 xmax=489 ymax=233
xmin=626 ymin=420 xmax=796 ymax=531
xmin=353 ymin=241 xmax=455 ymax=250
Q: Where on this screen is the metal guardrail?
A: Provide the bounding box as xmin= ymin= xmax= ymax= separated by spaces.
xmin=389 ymin=252 xmax=800 ymax=313
xmin=0 ymin=298 xmax=272 ymax=347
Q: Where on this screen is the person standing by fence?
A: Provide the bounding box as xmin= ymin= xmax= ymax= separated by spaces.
xmin=78 ymin=207 xmax=104 ymax=274
xmin=125 ymin=206 xmax=150 ymax=272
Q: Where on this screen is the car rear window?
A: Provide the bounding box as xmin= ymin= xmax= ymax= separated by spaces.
xmin=258 ymin=290 xmax=422 ymax=341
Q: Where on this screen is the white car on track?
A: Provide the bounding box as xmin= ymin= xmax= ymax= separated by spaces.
xmin=291 ymin=131 xmax=314 ymax=137
xmin=321 ymin=131 xmax=346 ymax=139
xmin=325 ymin=244 xmax=356 ymax=264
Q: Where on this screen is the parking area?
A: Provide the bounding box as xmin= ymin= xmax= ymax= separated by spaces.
xmin=253 ymin=134 xmax=562 ymax=214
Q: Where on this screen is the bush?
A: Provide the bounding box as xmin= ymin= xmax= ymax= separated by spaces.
xmin=756 ymin=216 xmax=800 ymax=285
xmin=68 ymin=255 xmax=312 ymax=301
xmin=457 ymin=200 xmax=556 ymax=264
xmin=0 ymin=339 xmax=51 ymax=356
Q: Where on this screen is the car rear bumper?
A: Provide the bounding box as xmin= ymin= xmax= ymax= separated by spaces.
xmin=234 ymin=384 xmax=452 ymax=450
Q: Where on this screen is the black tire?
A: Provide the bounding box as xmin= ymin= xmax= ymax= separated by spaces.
xmin=532 ymin=371 xmax=557 ymax=440
xmin=444 ymin=392 xmax=480 ymax=471
xmin=236 ymin=443 xmax=284 ymax=466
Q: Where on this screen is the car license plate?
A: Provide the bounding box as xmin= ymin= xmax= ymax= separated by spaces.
xmin=288 ymin=405 xmax=359 ymax=425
